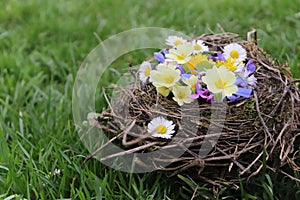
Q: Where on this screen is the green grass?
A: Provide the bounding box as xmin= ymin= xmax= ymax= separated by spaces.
xmin=0 ymin=0 xmax=299 ymax=199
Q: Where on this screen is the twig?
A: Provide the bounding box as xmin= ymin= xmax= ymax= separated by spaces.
xmin=100 ymin=142 xmax=158 ymax=161
xmin=254 ymin=91 xmax=275 ymax=143
xmin=240 ymin=151 xmax=263 ymax=175
xmin=216 ymin=147 xmax=246 ymax=171
xmin=72 ymin=131 xmax=123 ymax=186
xmin=247 ymin=29 xmax=257 ymax=44
xmin=279 ymin=170 xmax=300 ymax=183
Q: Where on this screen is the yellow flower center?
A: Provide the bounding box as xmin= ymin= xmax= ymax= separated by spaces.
xmin=164 ymin=76 xmax=175 ymax=84
xmin=176 ymin=52 xmax=187 ymax=61
xmin=194 ymin=44 xmax=202 ymax=50
xmin=156 ymin=125 xmax=167 ymax=134
xmin=230 ymin=50 xmax=239 ymax=59
xmin=216 ymin=58 xmax=237 ymax=72
xmin=143 ymin=67 xmax=151 ymax=76
xmin=187 ymin=54 xmax=207 ymax=70
xmin=214 ymin=79 xmax=227 ymax=89
xmin=176 ymin=91 xmax=185 ymax=99
xmin=174 ymin=40 xmax=183 ymax=46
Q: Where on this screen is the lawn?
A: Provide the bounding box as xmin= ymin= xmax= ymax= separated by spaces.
xmin=0 ymin=0 xmax=299 ymax=199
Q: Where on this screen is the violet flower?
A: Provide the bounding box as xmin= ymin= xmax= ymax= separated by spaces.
xmin=217 ymin=51 xmax=226 ymax=61
xmin=245 ymin=59 xmax=256 ymax=73
xmin=154 ymin=49 xmax=169 ymax=63
xmin=208 ymin=51 xmax=226 ymax=62
xmin=228 ymin=87 xmax=252 ymax=101
xmin=190 ymin=84 xmax=213 ymax=102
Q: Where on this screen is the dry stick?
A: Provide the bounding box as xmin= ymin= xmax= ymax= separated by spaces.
xmin=269 ymin=83 xmax=290 ymax=117
xmin=240 ymin=151 xmax=264 ymax=175
xmin=292 ymin=79 xmax=300 ymax=84
xmin=257 ymin=56 xmax=281 ymax=75
xmin=253 ymin=91 xmax=275 ymax=143
xmin=270 ymin=122 xmax=292 ymax=156
xmin=215 ymin=147 xmax=246 ymax=171
xmin=199 ymin=176 xmax=222 ymax=187
xmin=203 ymin=154 xmax=236 ymax=161
xmin=100 ymin=142 xmax=158 ymax=161
xmin=247 ymin=29 xmax=257 ymax=44
xmin=92 ymin=120 xmax=118 ymax=134
xmin=269 ymin=89 xmax=295 ymax=156
xmin=248 ymin=159 xmax=269 ymax=180
xmin=154 ymin=157 xmax=194 ymax=164
xmin=71 ymin=131 xmax=123 ymax=186
xmin=191 ymin=187 xmax=198 ymax=200
xmin=121 ymin=119 xmax=144 ymax=146
xmin=217 ymin=23 xmax=225 ymax=33
xmin=103 ymin=87 xmax=115 ymax=115
xmin=280 ymin=90 xmax=296 ymax=163
xmin=279 ymin=170 xmax=300 ymax=183
xmin=72 ymin=120 xmax=136 ymax=185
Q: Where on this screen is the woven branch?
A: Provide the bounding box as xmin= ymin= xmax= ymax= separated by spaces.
xmin=94 ymin=30 xmax=300 ymax=184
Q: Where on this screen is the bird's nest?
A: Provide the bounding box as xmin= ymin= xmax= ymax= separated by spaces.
xmin=89 ymin=30 xmax=300 ymax=185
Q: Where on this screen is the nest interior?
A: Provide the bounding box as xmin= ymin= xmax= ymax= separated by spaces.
xmin=96 ymin=31 xmax=300 ymax=184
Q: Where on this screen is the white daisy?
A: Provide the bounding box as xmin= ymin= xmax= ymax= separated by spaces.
xmin=223 ymin=43 xmax=247 ymax=64
xmin=166 ymin=36 xmax=187 ymax=47
xmin=147 ymin=117 xmax=175 ymax=139
xmin=139 ymin=61 xmax=152 ymax=83
xmin=191 ymin=40 xmax=209 ymax=54
xmin=165 ymin=43 xmax=194 ymax=64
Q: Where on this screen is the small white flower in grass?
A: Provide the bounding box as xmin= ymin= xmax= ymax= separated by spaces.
xmin=54 ymin=169 xmax=61 ymax=175
xmin=166 ymin=36 xmax=187 ymax=47
xmin=147 ymin=117 xmax=175 ymax=139
xmin=165 ymin=43 xmax=194 ymax=64
xmin=223 ymin=43 xmax=247 ymax=64
xmin=191 ymin=40 xmax=209 ymax=54
xmin=139 ymin=61 xmax=152 ymax=83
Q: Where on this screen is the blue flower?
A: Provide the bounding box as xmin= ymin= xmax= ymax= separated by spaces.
xmin=245 ymin=59 xmax=256 ymax=73
xmin=208 ymin=51 xmax=226 ymax=62
xmin=154 ymin=49 xmax=169 ymax=63
xmin=228 ymin=87 xmax=252 ymax=101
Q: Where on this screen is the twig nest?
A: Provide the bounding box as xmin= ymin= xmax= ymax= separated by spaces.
xmin=94 ymin=31 xmax=300 ymax=184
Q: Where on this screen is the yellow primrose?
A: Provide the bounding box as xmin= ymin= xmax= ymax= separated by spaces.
xmin=172 ymin=84 xmax=193 ymax=106
xmin=165 ymin=43 xmax=194 ymax=64
xmin=183 ymin=75 xmax=198 ymax=92
xmin=216 ymin=57 xmax=237 ymax=72
xmin=186 ymin=53 xmax=210 ymax=71
xmin=156 ymin=86 xmax=172 ymax=97
xmin=202 ymin=66 xmax=238 ymax=102
xmin=149 ymin=64 xmax=181 ymax=96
